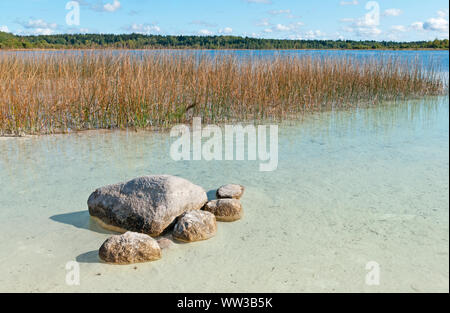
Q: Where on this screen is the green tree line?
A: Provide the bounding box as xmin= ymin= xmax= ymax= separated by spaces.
xmin=0 ymin=32 xmax=448 ymax=50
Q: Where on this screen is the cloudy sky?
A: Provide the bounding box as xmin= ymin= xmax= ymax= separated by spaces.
xmin=0 ymin=0 xmax=448 ymax=41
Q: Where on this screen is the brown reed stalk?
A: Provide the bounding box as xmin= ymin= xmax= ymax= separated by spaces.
xmin=0 ymin=52 xmax=446 ymax=135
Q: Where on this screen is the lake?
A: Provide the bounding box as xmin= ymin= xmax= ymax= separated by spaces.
xmin=4 ymin=49 xmax=449 ymax=67
xmin=0 ymin=50 xmax=448 ymax=292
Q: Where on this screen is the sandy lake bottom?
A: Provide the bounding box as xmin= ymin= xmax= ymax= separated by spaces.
xmin=0 ymin=97 xmax=448 ymax=292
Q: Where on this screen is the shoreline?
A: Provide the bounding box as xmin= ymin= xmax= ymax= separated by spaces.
xmin=1 ymin=48 xmax=448 ymax=52
xmin=1 ymin=95 xmax=448 ymax=138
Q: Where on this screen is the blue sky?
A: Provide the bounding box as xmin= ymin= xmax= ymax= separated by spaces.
xmin=0 ymin=0 xmax=448 ymax=41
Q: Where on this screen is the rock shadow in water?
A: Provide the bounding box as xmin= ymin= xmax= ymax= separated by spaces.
xmin=206 ymin=189 xmax=217 ymax=201
xmin=50 ymin=210 xmax=119 ymax=235
xmin=76 ymin=250 xmax=100 ymax=264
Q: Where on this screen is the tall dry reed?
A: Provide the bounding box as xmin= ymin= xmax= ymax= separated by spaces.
xmin=0 ymin=53 xmax=446 ymax=135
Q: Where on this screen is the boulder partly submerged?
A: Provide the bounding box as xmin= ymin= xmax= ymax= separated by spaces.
xmin=88 ymin=175 xmax=208 ymax=237
xmin=157 ymin=237 xmax=174 ymax=250
xmin=216 ymin=184 xmax=245 ymax=200
xmin=204 ymin=199 xmax=243 ymax=222
xmin=99 ymin=231 xmax=161 ymax=265
xmin=173 ymin=210 xmax=217 ymax=242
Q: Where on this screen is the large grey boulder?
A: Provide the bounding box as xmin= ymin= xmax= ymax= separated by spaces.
xmin=216 ymin=184 xmax=245 ymax=199
xmin=88 ymin=175 xmax=208 ymax=236
xmin=99 ymin=232 xmax=161 ymax=264
xmin=204 ymin=199 xmax=243 ymax=222
xmin=173 ymin=210 xmax=217 ymax=242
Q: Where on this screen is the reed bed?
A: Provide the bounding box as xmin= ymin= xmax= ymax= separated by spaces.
xmin=0 ymin=52 xmax=446 ymax=135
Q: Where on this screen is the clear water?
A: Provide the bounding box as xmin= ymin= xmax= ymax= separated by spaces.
xmin=0 ymin=96 xmax=448 ymax=292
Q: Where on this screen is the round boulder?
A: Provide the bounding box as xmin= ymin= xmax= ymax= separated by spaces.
xmin=173 ymin=210 xmax=217 ymax=242
xmin=216 ymin=184 xmax=245 ymax=199
xmin=204 ymin=199 xmax=243 ymax=222
xmin=99 ymin=232 xmax=161 ymax=264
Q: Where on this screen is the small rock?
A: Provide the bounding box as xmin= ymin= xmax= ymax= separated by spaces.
xmin=99 ymin=232 xmax=161 ymax=264
xmin=173 ymin=210 xmax=217 ymax=242
xmin=216 ymin=184 xmax=245 ymax=199
xmin=204 ymin=199 xmax=243 ymax=222
xmin=157 ymin=238 xmax=173 ymax=249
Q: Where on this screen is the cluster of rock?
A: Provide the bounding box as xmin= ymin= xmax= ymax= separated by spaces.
xmin=87 ymin=175 xmax=245 ymax=264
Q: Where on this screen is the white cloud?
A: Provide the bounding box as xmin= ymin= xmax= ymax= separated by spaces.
xmin=26 ymin=19 xmax=58 ymax=30
xmin=437 ymin=9 xmax=449 ymax=18
xmin=269 ymin=9 xmax=291 ymax=15
xmin=411 ymin=22 xmax=424 ymax=30
xmin=390 ymin=25 xmax=406 ymax=32
xmin=287 ymin=30 xmax=326 ymax=40
xmin=65 ymin=27 xmax=90 ymax=34
xmin=0 ymin=25 xmax=9 ymax=33
xmin=256 ymin=18 xmax=270 ymax=27
xmin=342 ymin=23 xmax=382 ymax=37
xmin=383 ymin=8 xmax=402 ymax=17
xmin=219 ymin=27 xmax=233 ymax=34
xmin=103 ymin=0 xmax=121 ymax=12
xmin=412 ymin=10 xmax=449 ymax=34
xmin=30 ymin=28 xmax=55 ymax=35
xmin=275 ymin=24 xmax=291 ymax=31
xmin=354 ymin=15 xmax=378 ymax=27
xmin=341 ymin=7 xmax=382 ymax=38
xmin=268 ymin=9 xmax=295 ymax=18
xmin=19 ymin=19 xmax=59 ymax=35
xmin=124 ymin=23 xmax=160 ymax=34
xmin=340 ymin=1 xmax=358 ymax=6
xmin=198 ymin=29 xmax=213 ymax=36
xmin=81 ymin=0 xmax=121 ymax=13
xmin=302 ymin=30 xmax=325 ymax=39
xmin=423 ymin=17 xmax=449 ymax=32
xmin=354 ymin=26 xmax=381 ymax=36
xmin=262 ymin=21 xmax=303 ymax=33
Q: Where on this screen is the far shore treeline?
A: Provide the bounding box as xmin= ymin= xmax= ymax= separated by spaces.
xmin=0 ymin=32 xmax=448 ymax=50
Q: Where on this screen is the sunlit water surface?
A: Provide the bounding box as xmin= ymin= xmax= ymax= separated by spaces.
xmin=0 ymin=97 xmax=448 ymax=292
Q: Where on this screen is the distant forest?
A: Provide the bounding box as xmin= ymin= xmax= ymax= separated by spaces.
xmin=1 ymin=32 xmax=449 ymax=50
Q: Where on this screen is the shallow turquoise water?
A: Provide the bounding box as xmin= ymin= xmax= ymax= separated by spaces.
xmin=0 ymin=97 xmax=448 ymax=292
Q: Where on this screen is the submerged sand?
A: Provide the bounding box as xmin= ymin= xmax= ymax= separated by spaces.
xmin=0 ymin=97 xmax=448 ymax=292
